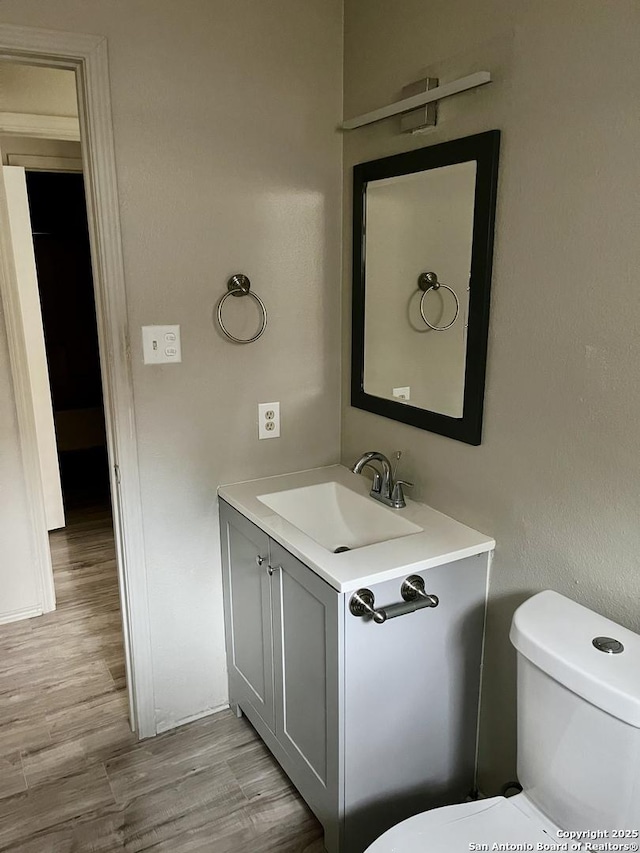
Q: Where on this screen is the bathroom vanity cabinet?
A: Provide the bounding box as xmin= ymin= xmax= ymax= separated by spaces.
xmin=220 ymin=503 xmax=341 ymax=844
xmin=219 ymin=489 xmax=491 ymax=853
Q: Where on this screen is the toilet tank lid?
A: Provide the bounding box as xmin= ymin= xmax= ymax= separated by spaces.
xmin=510 ymin=590 xmax=640 ymax=728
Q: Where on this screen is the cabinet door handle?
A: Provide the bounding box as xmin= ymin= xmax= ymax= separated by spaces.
xmin=256 ymin=555 xmax=265 ymax=567
xmin=267 ymin=564 xmax=281 ymax=577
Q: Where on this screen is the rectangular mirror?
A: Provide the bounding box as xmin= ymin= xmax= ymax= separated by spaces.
xmin=351 ymin=130 xmax=500 ymax=445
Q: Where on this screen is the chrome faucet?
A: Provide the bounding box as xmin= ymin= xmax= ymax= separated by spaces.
xmin=351 ymin=451 xmax=412 ymax=509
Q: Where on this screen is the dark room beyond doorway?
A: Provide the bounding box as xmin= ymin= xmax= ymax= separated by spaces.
xmin=26 ymin=170 xmax=110 ymax=511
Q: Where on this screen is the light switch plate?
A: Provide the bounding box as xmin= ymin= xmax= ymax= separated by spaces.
xmin=142 ymin=325 xmax=182 ymax=364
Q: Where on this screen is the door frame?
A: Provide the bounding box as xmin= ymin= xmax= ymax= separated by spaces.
xmin=0 ymin=24 xmax=155 ymax=738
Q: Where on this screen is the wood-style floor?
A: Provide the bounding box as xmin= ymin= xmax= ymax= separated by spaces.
xmin=0 ymin=506 xmax=324 ymax=851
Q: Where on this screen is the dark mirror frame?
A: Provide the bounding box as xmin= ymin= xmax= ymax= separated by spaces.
xmin=350 ymin=129 xmax=500 ymax=446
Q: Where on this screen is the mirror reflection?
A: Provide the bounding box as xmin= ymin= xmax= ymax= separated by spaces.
xmin=363 ymin=162 xmax=476 ymax=418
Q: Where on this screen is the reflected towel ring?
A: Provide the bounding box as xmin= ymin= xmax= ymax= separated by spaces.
xmin=217 ymin=274 xmax=267 ymax=344
xmin=418 ymin=271 xmax=460 ymax=331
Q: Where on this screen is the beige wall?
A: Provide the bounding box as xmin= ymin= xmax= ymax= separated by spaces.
xmin=0 ymin=1 xmax=343 ymax=730
xmin=342 ymin=0 xmax=640 ymax=792
xmin=0 ymin=137 xmax=82 ymax=164
xmin=0 ymin=63 xmax=78 ymax=116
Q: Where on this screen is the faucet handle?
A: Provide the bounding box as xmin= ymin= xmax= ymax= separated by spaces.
xmin=392 ymin=450 xmax=402 ymax=480
xmin=391 ymin=479 xmax=412 ymax=508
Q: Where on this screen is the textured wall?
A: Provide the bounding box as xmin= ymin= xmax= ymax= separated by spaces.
xmin=0 ymin=63 xmax=77 ymax=116
xmin=0 ymin=137 xmax=81 ymax=164
xmin=342 ymin=0 xmax=640 ymax=792
xmin=0 ymin=1 xmax=343 ymax=730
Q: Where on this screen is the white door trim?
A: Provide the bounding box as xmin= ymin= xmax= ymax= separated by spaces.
xmin=0 ymin=24 xmax=156 ymax=738
xmin=5 ymin=154 xmax=83 ymax=172
xmin=0 ymin=111 xmax=80 ymax=141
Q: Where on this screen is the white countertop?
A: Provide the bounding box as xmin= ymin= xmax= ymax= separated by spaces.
xmin=218 ymin=465 xmax=495 ymax=593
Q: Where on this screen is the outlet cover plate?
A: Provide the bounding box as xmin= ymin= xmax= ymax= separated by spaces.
xmin=258 ymin=401 xmax=280 ymax=439
xmin=142 ymin=325 xmax=182 ymax=364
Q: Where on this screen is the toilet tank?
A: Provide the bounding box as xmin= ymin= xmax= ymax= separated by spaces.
xmin=510 ymin=590 xmax=640 ymax=832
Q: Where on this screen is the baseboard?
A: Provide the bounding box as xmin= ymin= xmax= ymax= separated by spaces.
xmin=155 ymin=702 xmax=230 ymax=735
xmin=0 ymin=605 xmax=42 ymax=625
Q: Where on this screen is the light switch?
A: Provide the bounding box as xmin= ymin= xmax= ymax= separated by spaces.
xmin=142 ymin=325 xmax=182 ymax=364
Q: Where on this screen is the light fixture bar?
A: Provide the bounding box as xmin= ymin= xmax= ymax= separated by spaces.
xmin=342 ymin=71 xmax=491 ymax=130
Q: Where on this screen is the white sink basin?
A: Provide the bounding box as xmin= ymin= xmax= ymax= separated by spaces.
xmin=257 ymin=481 xmax=423 ymax=552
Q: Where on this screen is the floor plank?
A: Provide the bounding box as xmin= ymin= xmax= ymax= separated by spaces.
xmin=0 ymin=504 xmax=325 ymax=850
xmin=0 ymin=764 xmax=115 ymax=848
xmin=0 ymin=752 xmax=26 ymax=800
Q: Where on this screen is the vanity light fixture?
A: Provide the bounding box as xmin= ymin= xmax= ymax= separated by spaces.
xmin=341 ymin=71 xmax=491 ymax=131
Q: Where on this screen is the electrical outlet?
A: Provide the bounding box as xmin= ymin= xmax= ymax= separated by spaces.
xmin=142 ymin=325 xmax=182 ymax=364
xmin=393 ymin=386 xmax=411 ymax=401
xmin=258 ymin=402 xmax=280 ymax=439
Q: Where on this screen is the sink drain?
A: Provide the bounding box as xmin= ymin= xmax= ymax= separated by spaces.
xmin=333 ymin=546 xmax=351 ymax=554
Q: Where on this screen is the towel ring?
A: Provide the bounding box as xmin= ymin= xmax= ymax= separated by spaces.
xmin=217 ymin=274 xmax=267 ymax=344
xmin=418 ymin=271 xmax=460 ymax=331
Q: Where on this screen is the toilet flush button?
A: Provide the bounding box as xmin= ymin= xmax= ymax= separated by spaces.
xmin=592 ymin=636 xmax=624 ymax=654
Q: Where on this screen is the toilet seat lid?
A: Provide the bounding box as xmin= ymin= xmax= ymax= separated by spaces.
xmin=366 ymin=796 xmax=558 ymax=852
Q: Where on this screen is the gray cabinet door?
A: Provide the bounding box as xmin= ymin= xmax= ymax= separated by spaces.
xmin=270 ymin=540 xmax=341 ymax=839
xmin=219 ymin=501 xmax=274 ymax=731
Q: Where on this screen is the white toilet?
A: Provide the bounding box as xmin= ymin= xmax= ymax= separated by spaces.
xmin=366 ymin=589 xmax=640 ymax=852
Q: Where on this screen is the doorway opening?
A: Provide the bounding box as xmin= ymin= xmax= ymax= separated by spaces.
xmin=0 ymin=24 xmax=155 ymax=739
xmin=0 ymin=54 xmax=145 ymax=739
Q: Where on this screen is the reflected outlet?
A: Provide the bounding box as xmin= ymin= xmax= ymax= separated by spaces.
xmin=393 ymin=386 xmax=410 ymax=401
